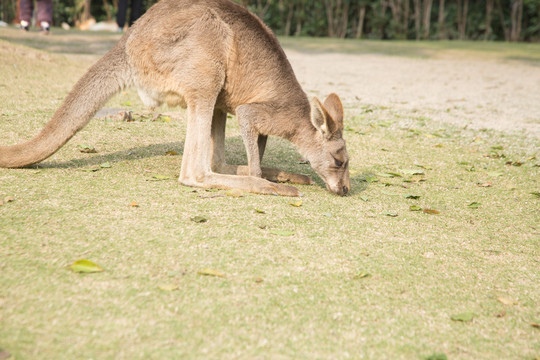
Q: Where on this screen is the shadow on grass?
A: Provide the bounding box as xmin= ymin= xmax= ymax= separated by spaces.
xmin=37 ymin=141 xmax=185 ymax=169
xmin=32 ymin=131 xmax=371 ymax=195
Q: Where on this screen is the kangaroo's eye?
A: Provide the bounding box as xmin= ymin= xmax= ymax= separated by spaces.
xmin=334 ymin=158 xmax=343 ymax=167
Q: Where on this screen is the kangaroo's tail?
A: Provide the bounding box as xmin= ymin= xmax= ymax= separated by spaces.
xmin=0 ymin=37 xmax=132 ymax=168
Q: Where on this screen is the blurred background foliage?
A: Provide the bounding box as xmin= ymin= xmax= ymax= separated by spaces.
xmin=0 ymin=0 xmax=538 ymax=41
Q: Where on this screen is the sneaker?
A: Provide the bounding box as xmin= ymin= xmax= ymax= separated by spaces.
xmin=20 ymin=20 xmax=30 ymax=31
xmin=40 ymin=21 xmax=50 ymax=34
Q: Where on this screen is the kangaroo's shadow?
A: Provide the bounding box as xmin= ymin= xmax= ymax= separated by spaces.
xmin=37 ymin=141 xmax=185 ymax=169
xmin=35 ymin=135 xmax=371 ymax=196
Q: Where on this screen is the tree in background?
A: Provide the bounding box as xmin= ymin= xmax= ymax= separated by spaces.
xmin=0 ymin=0 xmax=538 ymax=41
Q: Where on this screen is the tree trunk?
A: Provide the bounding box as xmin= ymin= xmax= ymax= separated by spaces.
xmin=414 ymin=0 xmax=421 ymax=40
xmin=339 ymin=0 xmax=349 ymax=38
xmin=510 ymin=0 xmax=523 ymax=41
xmin=438 ymin=0 xmax=445 ymax=39
xmin=255 ymin=0 xmax=272 ymax=20
xmin=102 ymin=0 xmax=111 ymax=21
xmin=403 ymin=0 xmax=410 ymax=35
xmin=457 ymin=0 xmax=468 ymax=40
xmin=324 ymin=0 xmax=334 ymax=37
xmin=422 ymin=0 xmax=433 ymax=39
xmin=82 ymin=0 xmax=92 ymax=22
xmin=284 ymin=1 xmax=294 ymax=36
xmin=484 ymin=0 xmax=494 ymax=40
xmin=495 ymin=0 xmax=510 ymax=41
xmin=356 ymin=5 xmax=366 ymax=38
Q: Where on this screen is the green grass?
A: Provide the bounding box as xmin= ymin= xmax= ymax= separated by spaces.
xmin=0 ymin=27 xmax=539 ymax=359
xmin=279 ymin=36 xmax=540 ymax=65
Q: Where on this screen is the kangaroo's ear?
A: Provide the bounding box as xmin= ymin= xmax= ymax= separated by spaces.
xmin=310 ymin=97 xmax=331 ymax=137
xmin=323 ymin=93 xmax=344 ymax=132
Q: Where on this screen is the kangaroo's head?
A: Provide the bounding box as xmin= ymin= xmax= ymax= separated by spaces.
xmin=306 ymin=93 xmax=351 ymax=196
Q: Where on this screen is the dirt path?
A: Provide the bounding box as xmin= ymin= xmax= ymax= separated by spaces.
xmin=286 ymin=50 xmax=540 ymax=138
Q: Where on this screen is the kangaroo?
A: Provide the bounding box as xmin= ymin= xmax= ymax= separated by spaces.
xmin=0 ymin=0 xmax=350 ymax=196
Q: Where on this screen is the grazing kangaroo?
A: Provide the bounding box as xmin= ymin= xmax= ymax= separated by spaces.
xmin=0 ymin=0 xmax=350 ymax=196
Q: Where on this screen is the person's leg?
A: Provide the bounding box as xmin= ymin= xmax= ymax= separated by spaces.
xmin=116 ymin=0 xmax=127 ymax=29
xmin=129 ymin=0 xmax=143 ymax=26
xmin=36 ymin=0 xmax=53 ymax=33
xmin=19 ymin=0 xmax=34 ymax=30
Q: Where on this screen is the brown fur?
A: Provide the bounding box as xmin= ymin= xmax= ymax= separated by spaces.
xmin=0 ymin=0 xmax=350 ymax=196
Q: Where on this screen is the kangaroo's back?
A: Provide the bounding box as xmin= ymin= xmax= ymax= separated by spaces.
xmin=125 ymin=0 xmax=305 ymax=113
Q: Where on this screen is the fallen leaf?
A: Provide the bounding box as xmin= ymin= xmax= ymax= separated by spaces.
xmin=531 ymin=323 xmax=540 ymax=329
xmin=289 ymin=200 xmax=303 ymax=207
xmin=487 ymin=171 xmax=504 ymax=177
xmin=80 ymin=167 xmax=100 ymax=172
xmin=410 ymin=205 xmax=422 ymax=211
xmin=77 ymin=144 xmax=97 ymax=153
xmin=505 ymin=161 xmax=522 ymax=167
xmin=451 ymin=312 xmax=474 ymax=322
xmin=424 ymin=353 xmax=447 ymax=360
xmin=353 ymin=272 xmax=370 ymax=279
xmin=100 ymin=162 xmax=111 ymax=168
xmin=226 ymin=189 xmax=244 ymax=197
xmin=467 ymin=202 xmax=481 ymax=209
xmin=70 ymin=259 xmax=104 ymax=273
xmin=405 ymin=194 xmax=421 ymax=199
xmin=270 ymin=229 xmax=295 ymax=236
xmin=129 ymin=201 xmax=139 ymax=207
xmin=158 ymin=115 xmax=171 ymax=122
xmin=497 ymin=295 xmax=517 ymax=305
xmin=149 ymin=174 xmax=171 ymax=181
xmin=165 ymin=150 xmax=179 ymax=156
xmin=323 ymin=212 xmax=333 ymax=217
xmin=477 ymin=182 xmax=493 ymax=187
xmin=423 ymin=209 xmax=440 ymax=215
xmin=401 ymin=169 xmax=424 ymax=176
xmin=491 ymin=145 xmax=504 ymax=150
xmin=3 ymin=196 xmax=14 ymax=203
xmin=254 ymin=208 xmax=266 ymax=214
xmin=198 ymin=268 xmax=225 ymax=278
xmin=414 ymin=162 xmax=432 ymax=170
xmin=359 ymin=195 xmax=369 ymax=202
xmin=495 ymin=310 xmax=506 ymax=318
xmin=158 ymin=284 xmax=179 ymax=291
xmin=191 ymin=216 xmax=208 ymax=223
xmin=379 ymin=172 xmax=399 ymax=178
xmin=385 ymin=212 xmax=398 ymax=217
xmin=254 ymin=277 xmax=264 ymax=283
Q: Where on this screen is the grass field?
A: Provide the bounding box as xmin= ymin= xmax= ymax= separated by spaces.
xmin=0 ymin=27 xmax=539 ymax=359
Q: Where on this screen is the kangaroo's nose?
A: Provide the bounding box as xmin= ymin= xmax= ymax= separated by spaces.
xmin=342 ymin=186 xmax=349 ymax=195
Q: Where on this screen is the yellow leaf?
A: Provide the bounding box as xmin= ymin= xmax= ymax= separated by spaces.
xmin=70 ymin=259 xmax=104 ymax=273
xmin=289 ymin=200 xmax=303 ymax=207
xmin=226 ymin=189 xmax=244 ymax=197
xmin=497 ymin=295 xmax=517 ymax=306
xmin=129 ymin=201 xmax=139 ymax=207
xmin=158 ymin=284 xmax=179 ymax=291
xmin=198 ymin=268 xmax=225 ymax=278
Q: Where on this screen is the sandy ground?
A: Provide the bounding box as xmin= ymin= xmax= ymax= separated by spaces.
xmin=286 ymin=50 xmax=540 ymax=138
